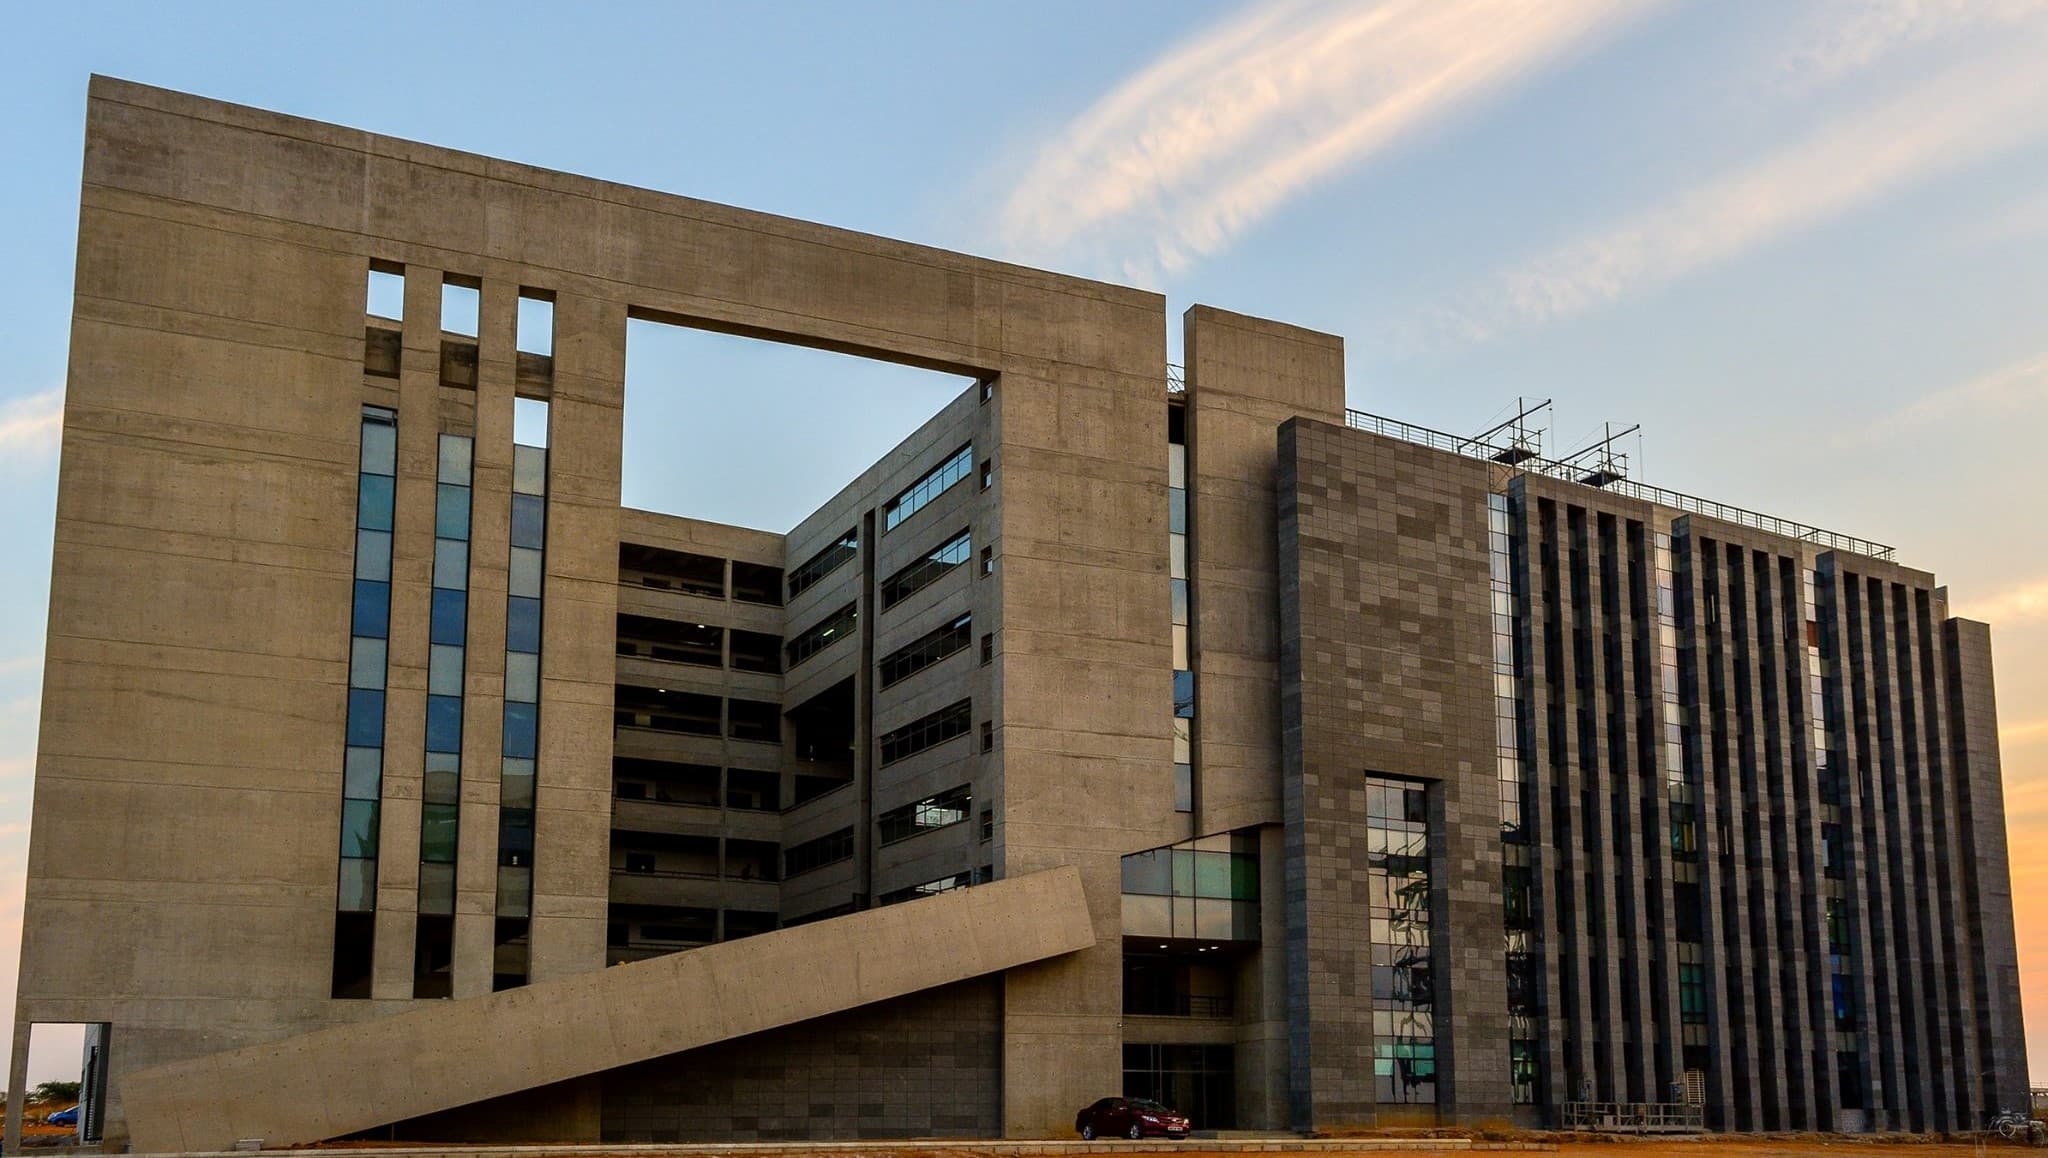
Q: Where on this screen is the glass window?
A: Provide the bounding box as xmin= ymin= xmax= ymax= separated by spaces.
xmin=425 ymin=694 xmax=463 ymax=754
xmin=511 ymin=494 xmax=546 ymax=549
xmin=441 ymin=281 xmax=480 ymax=337
xmin=352 ymin=580 xmax=391 ymax=639
xmin=498 ymin=808 xmax=535 ymax=866
xmin=1169 ymin=488 xmax=1187 ymax=535
xmin=506 ymin=596 xmax=542 ymax=653
xmin=435 ymin=484 xmax=472 ymax=540
xmin=509 ymin=546 xmax=544 ymax=599
xmin=516 ymin=296 xmax=554 ymax=356
xmin=879 ymin=529 xmax=970 ymax=610
xmin=512 ymin=444 xmax=548 ymax=496
xmin=337 ymin=856 xmax=377 ymax=912
xmin=420 ymin=803 xmax=460 ymax=863
xmin=882 ymin=444 xmax=972 ymax=533
xmin=349 ymin=637 xmax=387 ymax=690
xmin=356 ymin=475 xmax=395 ymax=531
xmin=877 ymin=613 xmax=970 ymax=686
xmin=878 ymin=699 xmax=972 ymax=765
xmin=878 ymin=785 xmax=973 ymax=844
xmin=788 ymin=528 xmax=858 ymax=598
xmin=503 ymin=702 xmax=539 ymax=760
xmin=430 ymin=588 xmax=467 ymax=647
xmin=504 ymin=651 xmax=540 ymax=703
xmin=437 ymin=435 xmax=473 ymax=485
xmin=787 ymin=602 xmax=858 ymax=668
xmin=433 ymin=539 xmax=469 ymax=590
xmin=496 ymin=866 xmax=532 ymax=917
xmin=500 ymin=758 xmax=536 ymax=808
xmin=514 ymin=397 xmax=550 ymax=448
xmin=422 ymin=752 xmax=460 ymax=804
xmin=428 ymin=644 xmax=465 ymax=697
xmin=1171 ymin=578 xmax=1188 ymax=625
xmin=346 ymin=688 xmax=385 ymax=748
xmin=343 ymin=746 xmax=382 ymax=800
xmin=339 ymin=798 xmax=380 ymax=858
xmin=360 ymin=419 xmax=398 ymax=475
xmin=1173 ymin=670 xmax=1195 ymax=717
xmin=355 ymin=529 xmax=392 ymax=582
xmin=1121 ymin=849 xmax=1170 ymax=895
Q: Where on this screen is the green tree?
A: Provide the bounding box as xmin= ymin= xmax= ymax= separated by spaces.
xmin=31 ymin=1080 xmax=80 ymax=1104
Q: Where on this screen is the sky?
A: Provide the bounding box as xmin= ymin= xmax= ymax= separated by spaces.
xmin=3 ymin=0 xmax=2046 ymax=1092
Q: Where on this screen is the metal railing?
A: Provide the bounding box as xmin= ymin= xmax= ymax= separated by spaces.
xmin=1167 ymin=363 xmax=1186 ymax=393
xmin=1561 ymin=1101 xmax=1705 ymax=1132
xmin=1344 ymin=408 xmax=1895 ymax=561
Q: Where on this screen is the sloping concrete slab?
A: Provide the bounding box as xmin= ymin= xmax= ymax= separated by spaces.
xmin=122 ymin=867 xmax=1093 ymax=1152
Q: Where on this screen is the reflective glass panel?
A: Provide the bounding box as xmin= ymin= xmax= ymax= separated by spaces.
xmin=435 ymin=484 xmax=471 ymax=540
xmin=357 ymin=475 xmax=395 ymax=531
xmin=355 ymin=529 xmax=392 ymax=582
xmin=504 ymin=651 xmax=539 ymax=703
xmin=345 ymin=688 xmax=385 ymax=748
xmin=503 ymin=703 xmax=538 ymax=759
xmin=339 ymin=798 xmax=380 ymax=858
xmin=348 ymin=637 xmax=387 ymax=690
xmin=506 ymin=596 xmax=542 ymax=653
xmin=430 ymin=588 xmax=468 ymax=646
xmin=433 ymin=539 xmax=469 ymax=590
xmin=352 ymin=580 xmax=391 ymax=639
xmin=360 ymin=421 xmax=397 ymax=475
xmin=420 ymin=803 xmax=460 ymax=863
xmin=511 ymin=494 xmax=546 ymax=549
xmin=509 ymin=547 xmax=544 ymax=598
xmin=425 ymin=694 xmax=463 ymax=753
xmin=428 ymin=644 xmax=465 ymax=697
xmin=343 ymin=746 xmax=382 ymax=800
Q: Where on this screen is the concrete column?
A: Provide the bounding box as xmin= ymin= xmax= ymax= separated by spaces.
xmin=4 ymin=1019 xmax=30 ymax=1157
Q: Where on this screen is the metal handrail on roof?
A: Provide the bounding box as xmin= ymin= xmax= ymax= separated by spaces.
xmin=1166 ymin=363 xmax=1186 ymax=393
xmin=1343 ymin=407 xmax=1896 ymax=561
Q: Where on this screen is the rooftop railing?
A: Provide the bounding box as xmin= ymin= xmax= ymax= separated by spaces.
xmin=1166 ymin=363 xmax=1186 ymax=393
xmin=1344 ymin=407 xmax=1896 ymax=561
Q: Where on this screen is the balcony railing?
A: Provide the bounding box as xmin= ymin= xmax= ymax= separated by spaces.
xmin=1344 ymin=408 xmax=1895 ymax=561
xmin=1561 ymin=1102 xmax=1705 ymax=1133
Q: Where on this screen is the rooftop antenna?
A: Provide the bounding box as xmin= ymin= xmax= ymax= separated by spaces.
xmin=1463 ymin=397 xmax=1550 ymax=465
xmin=1559 ymin=421 xmax=1639 ymax=488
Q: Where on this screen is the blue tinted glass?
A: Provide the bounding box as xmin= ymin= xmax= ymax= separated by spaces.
xmin=435 ymin=484 xmax=471 ymax=540
xmin=357 ymin=474 xmax=395 ymax=531
xmin=506 ymin=596 xmax=543 ymax=654
xmin=430 ymin=588 xmax=468 ymax=646
xmin=1169 ymin=488 xmax=1187 ymax=534
xmin=425 ymin=694 xmax=464 ymax=753
xmin=346 ymin=688 xmax=385 ymax=748
xmin=503 ymin=702 xmax=538 ymax=759
xmin=1173 ymin=670 xmax=1196 ymax=718
xmin=510 ymin=494 xmax=546 ymax=549
xmin=351 ymin=580 xmax=390 ymax=639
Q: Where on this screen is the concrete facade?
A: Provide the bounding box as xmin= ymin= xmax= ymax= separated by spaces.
xmin=9 ymin=77 xmax=2025 ymax=1150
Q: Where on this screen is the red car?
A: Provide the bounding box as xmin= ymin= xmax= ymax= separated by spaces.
xmin=1076 ymin=1096 xmax=1189 ymax=1140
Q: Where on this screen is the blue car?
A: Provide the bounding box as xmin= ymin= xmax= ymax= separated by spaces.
xmin=45 ymin=1107 xmax=77 ymax=1128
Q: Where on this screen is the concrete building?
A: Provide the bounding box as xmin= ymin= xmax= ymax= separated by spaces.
xmin=7 ymin=77 xmax=2025 ymax=1151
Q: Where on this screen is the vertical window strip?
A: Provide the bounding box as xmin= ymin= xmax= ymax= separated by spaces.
xmin=341 ymin=405 xmax=398 ymax=915
xmin=419 ymin=435 xmax=472 ymax=920
xmin=1490 ymin=494 xmax=1538 ymax=1104
xmin=1806 ymin=566 xmax=1861 ymax=1079
xmin=496 ymin=401 xmax=548 ymax=989
xmin=1169 ymin=425 xmax=1192 ymax=813
xmin=1367 ymin=776 xmax=1436 ymax=1105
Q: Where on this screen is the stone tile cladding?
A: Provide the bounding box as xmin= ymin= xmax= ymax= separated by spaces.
xmin=1276 ymin=417 xmax=1513 ymax=1128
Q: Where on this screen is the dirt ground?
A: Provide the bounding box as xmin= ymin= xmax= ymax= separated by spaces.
xmin=1550 ymin=1143 xmax=2030 ymax=1157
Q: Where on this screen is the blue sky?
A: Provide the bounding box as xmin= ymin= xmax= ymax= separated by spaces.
xmin=5 ymin=0 xmax=2048 ymax=1087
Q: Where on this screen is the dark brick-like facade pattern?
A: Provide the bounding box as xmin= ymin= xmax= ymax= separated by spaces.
xmin=600 ymin=977 xmax=1001 ymax=1141
xmin=1278 ymin=418 xmax=1513 ymax=1128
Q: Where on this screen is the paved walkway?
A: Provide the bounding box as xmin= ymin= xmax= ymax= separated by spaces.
xmin=140 ymin=1140 xmax=1556 ymax=1158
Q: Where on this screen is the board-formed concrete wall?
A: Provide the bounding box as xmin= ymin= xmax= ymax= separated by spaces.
xmin=15 ymin=75 xmax=1172 ymax=1146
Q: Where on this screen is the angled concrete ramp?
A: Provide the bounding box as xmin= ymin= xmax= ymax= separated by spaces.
xmin=122 ymin=866 xmax=1093 ymax=1153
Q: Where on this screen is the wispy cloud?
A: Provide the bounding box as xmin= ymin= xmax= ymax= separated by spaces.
xmin=1782 ymin=0 xmax=2048 ymax=83
xmin=1415 ymin=18 xmax=2048 ymax=344
xmin=994 ymin=0 xmax=1658 ymax=283
xmin=0 ymin=389 xmax=63 ymax=460
xmin=1853 ymin=352 xmax=2048 ymax=443
xmin=1953 ymin=576 xmax=2048 ymax=627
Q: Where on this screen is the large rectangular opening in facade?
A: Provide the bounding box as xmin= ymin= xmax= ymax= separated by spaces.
xmin=622 ymin=317 xmax=977 ymax=532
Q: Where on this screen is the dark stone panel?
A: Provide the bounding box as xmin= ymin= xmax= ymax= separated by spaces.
xmin=598 ymin=976 xmax=1001 ymax=1142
